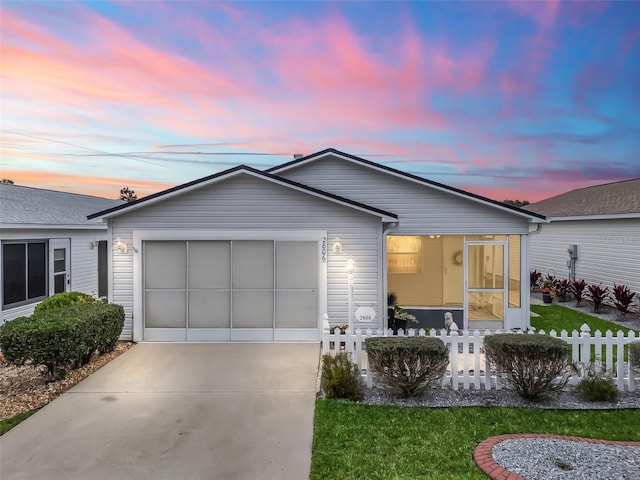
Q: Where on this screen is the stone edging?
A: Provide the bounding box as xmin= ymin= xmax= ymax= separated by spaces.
xmin=473 ymin=434 xmax=640 ymax=480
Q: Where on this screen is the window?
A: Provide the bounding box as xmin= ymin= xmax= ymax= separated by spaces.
xmin=387 ymin=236 xmax=422 ymax=274
xmin=2 ymin=241 xmax=47 ymax=309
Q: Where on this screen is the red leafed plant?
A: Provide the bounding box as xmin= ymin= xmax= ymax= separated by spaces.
xmin=572 ymin=279 xmax=587 ymax=306
xmin=612 ymin=284 xmax=637 ymax=318
xmin=555 ymin=279 xmax=572 ymax=302
xmin=530 ymin=270 xmax=542 ymax=290
xmin=587 ymin=284 xmax=610 ymax=314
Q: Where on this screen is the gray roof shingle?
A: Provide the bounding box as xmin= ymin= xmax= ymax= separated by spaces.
xmin=0 ymin=184 xmax=123 ymax=226
xmin=525 ymin=178 xmax=640 ymax=217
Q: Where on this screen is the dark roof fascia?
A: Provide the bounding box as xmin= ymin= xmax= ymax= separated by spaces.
xmin=88 ymin=164 xmax=398 ymax=221
xmin=267 ymin=148 xmax=547 ymax=222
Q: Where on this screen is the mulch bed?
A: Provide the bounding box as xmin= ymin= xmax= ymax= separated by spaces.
xmin=0 ymin=341 xmax=134 ymax=420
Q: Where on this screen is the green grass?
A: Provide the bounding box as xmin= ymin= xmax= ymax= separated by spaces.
xmin=311 ymin=400 xmax=640 ymax=480
xmin=531 ymin=304 xmax=632 ymax=335
xmin=531 ymin=305 xmax=633 ymax=363
xmin=0 ymin=409 xmax=38 ymax=436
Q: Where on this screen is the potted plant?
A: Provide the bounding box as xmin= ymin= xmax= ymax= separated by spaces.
xmin=387 ymin=292 xmax=417 ymax=334
xmin=541 ymin=279 xmax=555 ymax=304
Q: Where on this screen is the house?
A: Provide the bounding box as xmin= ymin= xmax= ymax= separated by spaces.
xmin=525 ymin=178 xmax=640 ymax=294
xmin=0 ymin=184 xmax=122 ymax=322
xmin=88 ymin=149 xmax=545 ymax=342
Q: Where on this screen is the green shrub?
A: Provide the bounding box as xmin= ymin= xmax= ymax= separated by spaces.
xmin=34 ymin=291 xmax=97 ymax=313
xmin=484 ymin=333 xmax=570 ymax=401
xmin=630 ymin=341 xmax=640 ymax=369
xmin=575 ymin=363 xmax=620 ymax=403
xmin=365 ymin=336 xmax=448 ymax=398
xmin=0 ymin=303 xmax=124 ymax=381
xmin=321 ymin=352 xmax=364 ymax=401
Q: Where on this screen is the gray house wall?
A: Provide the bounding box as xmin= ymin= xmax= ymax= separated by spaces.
xmin=530 ymin=218 xmax=640 ymax=294
xmin=273 ymin=154 xmax=532 ymax=235
xmin=108 ymin=174 xmax=386 ymax=338
xmin=1 ymin=229 xmax=108 ymax=323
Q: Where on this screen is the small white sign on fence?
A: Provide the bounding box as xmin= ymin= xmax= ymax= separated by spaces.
xmin=354 ymin=306 xmax=376 ymax=323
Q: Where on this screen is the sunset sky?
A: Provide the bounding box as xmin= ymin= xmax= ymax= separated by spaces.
xmin=1 ymin=1 xmax=639 ymax=203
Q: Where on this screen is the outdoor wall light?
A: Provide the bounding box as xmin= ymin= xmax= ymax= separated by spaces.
xmin=346 ymin=258 xmax=356 ymax=275
xmin=332 ymin=238 xmax=343 ymax=254
xmin=115 ymin=238 xmax=128 ymax=254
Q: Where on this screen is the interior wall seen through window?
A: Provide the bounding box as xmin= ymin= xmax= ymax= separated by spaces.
xmin=387 ymin=236 xmax=464 ymax=307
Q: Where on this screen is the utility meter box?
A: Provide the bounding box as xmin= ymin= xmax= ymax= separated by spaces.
xmin=567 ymin=244 xmax=578 ymax=259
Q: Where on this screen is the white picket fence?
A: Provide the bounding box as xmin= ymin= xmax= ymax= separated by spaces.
xmin=321 ymin=320 xmax=638 ymax=392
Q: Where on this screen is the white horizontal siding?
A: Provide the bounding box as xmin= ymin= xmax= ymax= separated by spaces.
xmin=530 ymin=219 xmax=640 ymax=293
xmin=277 ymin=155 xmax=532 ymax=235
xmin=110 ymin=174 xmax=384 ymax=337
xmin=1 ymin=228 xmax=108 ymax=323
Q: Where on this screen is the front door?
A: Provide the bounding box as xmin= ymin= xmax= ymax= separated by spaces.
xmin=49 ymin=239 xmax=71 ymax=295
xmin=465 ymin=240 xmax=506 ymax=330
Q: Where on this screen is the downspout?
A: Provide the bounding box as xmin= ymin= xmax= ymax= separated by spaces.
xmin=525 ymin=221 xmax=544 ymax=330
xmin=382 ymin=221 xmax=399 ymax=328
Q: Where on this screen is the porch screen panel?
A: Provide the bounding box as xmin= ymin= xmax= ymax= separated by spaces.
xmin=188 ymin=241 xmax=231 ymax=328
xmin=233 ymin=291 xmax=274 ymax=328
xmin=233 ymin=241 xmax=273 ymax=289
xmin=508 ymin=236 xmax=521 ymax=307
xmin=275 ymin=241 xmax=318 ymax=328
xmin=232 ymin=241 xmax=274 ymax=328
xmin=467 ymin=245 xmax=504 ymax=289
xmin=144 ymin=241 xmax=187 ymax=328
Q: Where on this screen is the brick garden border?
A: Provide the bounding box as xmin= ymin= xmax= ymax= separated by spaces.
xmin=473 ymin=433 xmax=640 ymax=480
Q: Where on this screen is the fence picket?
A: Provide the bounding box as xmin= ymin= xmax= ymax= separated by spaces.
xmin=321 ymin=324 xmax=638 ymax=393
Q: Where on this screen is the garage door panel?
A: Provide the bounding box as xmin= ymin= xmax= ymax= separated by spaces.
xmin=143 ymin=238 xmax=319 ymax=341
xmin=276 ymin=242 xmax=318 ymax=289
xmin=145 ymin=242 xmax=186 ymax=289
xmin=188 ymin=291 xmax=230 ymax=328
xmin=233 ymin=241 xmax=273 ymax=289
xmin=275 ymin=291 xmax=317 ymax=328
xmin=188 ymin=241 xmax=230 ymax=289
xmin=233 ymin=291 xmax=273 ymax=328
xmin=145 ymin=291 xmax=186 ymax=328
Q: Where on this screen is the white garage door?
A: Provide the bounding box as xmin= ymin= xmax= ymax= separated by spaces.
xmin=143 ymin=240 xmax=319 ymax=341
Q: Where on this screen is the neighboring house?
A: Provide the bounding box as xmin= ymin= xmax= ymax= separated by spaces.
xmin=0 ymin=184 xmax=122 ymax=323
xmin=88 ymin=149 xmax=545 ymax=342
xmin=525 ymin=178 xmax=640 ymax=294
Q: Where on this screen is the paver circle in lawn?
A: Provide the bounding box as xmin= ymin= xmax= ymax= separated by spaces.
xmin=474 ymin=434 xmax=640 ymax=480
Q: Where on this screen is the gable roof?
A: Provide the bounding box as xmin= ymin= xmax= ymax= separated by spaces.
xmin=0 ymin=184 xmax=122 ymax=229
xmin=88 ymin=164 xmax=398 ymax=222
xmin=267 ymin=148 xmax=546 ymax=222
xmin=525 ymin=178 xmax=640 ymax=218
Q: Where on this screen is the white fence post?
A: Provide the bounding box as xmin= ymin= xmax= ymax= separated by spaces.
xmin=319 ymin=323 xmax=636 ymax=393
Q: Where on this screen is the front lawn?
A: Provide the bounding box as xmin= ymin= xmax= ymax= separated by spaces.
xmin=311 ymin=400 xmax=640 ymax=480
xmin=0 ymin=410 xmax=38 ymax=436
xmin=531 ymin=305 xmax=632 ymax=335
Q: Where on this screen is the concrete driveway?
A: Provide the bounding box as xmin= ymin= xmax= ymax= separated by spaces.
xmin=0 ymin=343 xmax=320 ymax=480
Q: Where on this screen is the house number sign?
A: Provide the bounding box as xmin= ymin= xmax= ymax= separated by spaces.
xmin=355 ymin=306 xmax=376 ymax=323
xmin=321 ymin=236 xmax=327 ymax=262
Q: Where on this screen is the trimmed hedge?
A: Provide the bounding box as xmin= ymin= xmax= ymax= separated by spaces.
xmin=0 ymin=303 xmax=124 ymax=380
xmin=34 ymin=291 xmax=98 ymax=313
xmin=630 ymin=341 xmax=640 ymax=369
xmin=365 ymin=336 xmax=448 ymax=398
xmin=484 ymin=333 xmax=570 ymax=401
